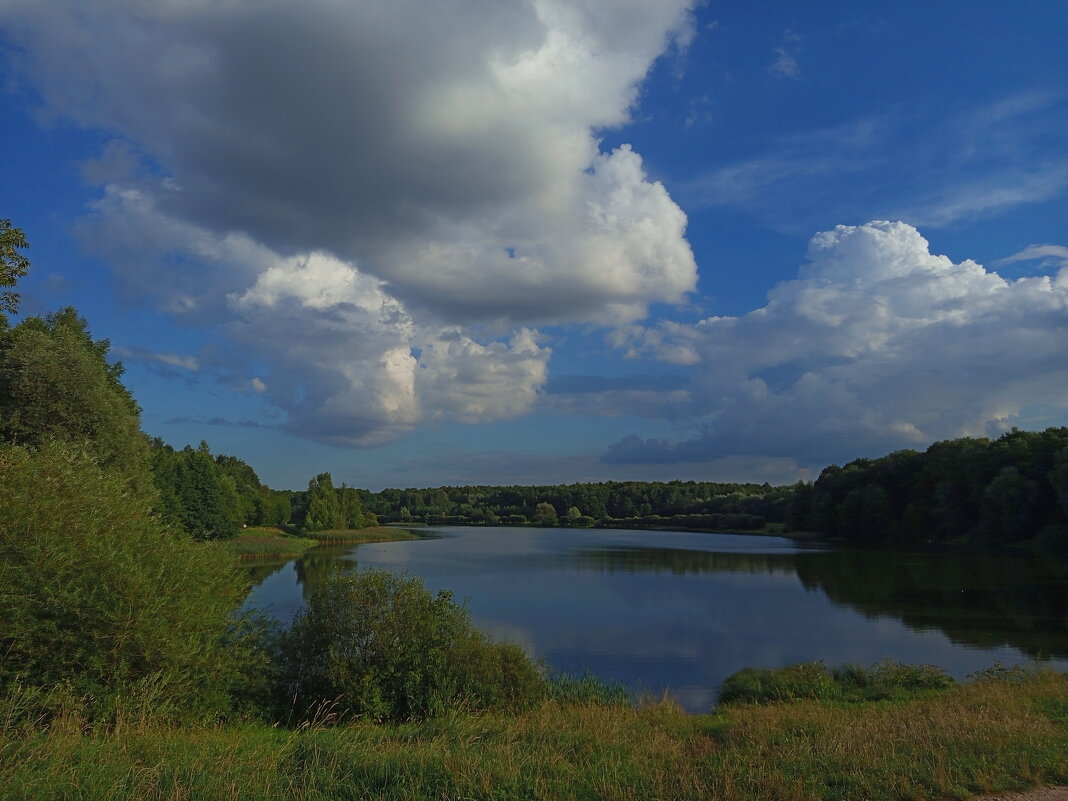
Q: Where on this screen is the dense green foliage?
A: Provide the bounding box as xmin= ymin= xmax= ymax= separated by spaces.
xmin=151 ymin=440 xmax=245 ymax=540
xmin=0 ymin=440 xmax=250 ymax=722
xmin=364 ymin=479 xmax=789 ymax=531
xmin=791 ymin=427 xmax=1068 ymax=546
xmin=0 ymin=307 xmax=154 ymax=495
xmin=296 ymin=472 xmax=374 ymax=531
xmin=275 ymin=570 xmax=546 ymax=723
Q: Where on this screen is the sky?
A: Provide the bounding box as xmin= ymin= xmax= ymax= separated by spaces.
xmin=1 ymin=0 xmax=1066 ymax=491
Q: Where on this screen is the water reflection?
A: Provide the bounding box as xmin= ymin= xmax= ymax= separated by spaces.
xmin=570 ymin=544 xmax=1068 ymax=659
xmin=243 ymin=528 xmax=1068 ymax=711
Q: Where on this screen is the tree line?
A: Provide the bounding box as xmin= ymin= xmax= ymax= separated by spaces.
xmin=362 ymin=480 xmax=792 ymax=532
xmin=789 ymin=427 xmax=1068 ymax=547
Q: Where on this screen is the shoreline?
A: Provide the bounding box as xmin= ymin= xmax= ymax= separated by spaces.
xmin=225 ymin=525 xmax=421 ymax=562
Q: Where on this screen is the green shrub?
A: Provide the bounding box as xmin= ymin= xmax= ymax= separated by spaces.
xmin=0 ymin=441 xmax=251 ymax=724
xmin=718 ymin=660 xmax=955 ymax=707
xmin=718 ymin=661 xmax=837 ymax=706
xmin=831 ymin=660 xmax=954 ymax=700
xmin=275 ymin=569 xmax=546 ymax=724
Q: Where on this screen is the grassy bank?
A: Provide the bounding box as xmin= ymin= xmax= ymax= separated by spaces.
xmin=2 ymin=670 xmax=1065 ymax=801
xmin=222 ymin=525 xmax=420 ymax=561
xmin=302 ymin=525 xmax=422 ymax=545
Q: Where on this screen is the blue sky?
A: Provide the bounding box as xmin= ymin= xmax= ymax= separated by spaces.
xmin=2 ymin=0 xmax=1066 ymax=491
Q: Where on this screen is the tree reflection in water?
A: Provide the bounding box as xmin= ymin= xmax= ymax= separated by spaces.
xmin=571 ymin=544 xmax=1068 ymax=660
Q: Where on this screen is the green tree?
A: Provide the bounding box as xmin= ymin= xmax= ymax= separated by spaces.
xmin=339 ymin=483 xmax=367 ymax=528
xmin=0 ymin=307 xmax=152 ymax=494
xmin=980 ymin=467 xmax=1039 ymax=543
xmin=170 ymin=442 xmax=241 ymax=540
xmin=533 ymin=501 xmax=558 ymax=526
xmin=0 ymin=218 xmax=29 ymax=322
xmin=215 ymin=453 xmax=263 ymax=525
xmin=305 ymin=472 xmax=342 ymax=531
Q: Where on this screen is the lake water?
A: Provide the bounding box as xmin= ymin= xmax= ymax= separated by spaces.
xmin=243 ymin=527 xmax=1068 ymax=712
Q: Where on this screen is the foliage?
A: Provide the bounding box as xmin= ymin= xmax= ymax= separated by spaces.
xmin=718 ymin=660 xmax=955 ymax=706
xmin=532 ymin=501 xmax=558 ymax=526
xmin=294 ymin=472 xmax=373 ymax=531
xmin=151 ymin=439 xmax=297 ymax=539
xmin=0 ymin=440 xmax=251 ymax=723
xmin=303 ymin=472 xmax=341 ymax=531
xmin=792 ymin=427 xmax=1068 ymax=545
xmin=150 ymin=440 xmax=243 ymax=539
xmin=0 ymin=307 xmax=153 ymax=494
xmin=0 ymin=218 xmax=30 ymax=320
xmin=274 ymin=569 xmax=546 ymax=724
xmin=364 ymin=479 xmax=792 ymax=529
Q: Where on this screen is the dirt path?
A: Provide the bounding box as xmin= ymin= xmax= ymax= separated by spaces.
xmin=972 ymin=787 xmax=1068 ymax=801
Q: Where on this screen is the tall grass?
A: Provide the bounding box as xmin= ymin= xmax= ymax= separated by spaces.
xmin=2 ymin=670 xmax=1065 ymax=800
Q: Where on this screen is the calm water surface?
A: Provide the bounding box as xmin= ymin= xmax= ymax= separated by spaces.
xmin=243 ymin=527 xmax=1068 ymax=712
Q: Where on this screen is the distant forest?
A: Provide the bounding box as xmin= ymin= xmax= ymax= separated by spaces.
xmin=362 ymin=426 xmax=1068 ymax=548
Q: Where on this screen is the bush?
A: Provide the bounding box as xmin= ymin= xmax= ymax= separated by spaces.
xmin=275 ymin=569 xmax=546 ymax=724
xmin=0 ymin=441 xmax=251 ymax=724
xmin=718 ymin=662 xmax=837 ymax=706
xmin=718 ymin=660 xmax=955 ymax=707
xmin=831 ymin=661 xmax=954 ymax=700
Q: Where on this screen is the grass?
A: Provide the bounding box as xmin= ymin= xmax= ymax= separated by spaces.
xmin=222 ymin=526 xmax=320 ymax=560
xmin=222 ymin=526 xmax=421 ymax=561
xmin=301 ymin=525 xmax=423 ymax=545
xmin=2 ymin=669 xmax=1065 ymax=800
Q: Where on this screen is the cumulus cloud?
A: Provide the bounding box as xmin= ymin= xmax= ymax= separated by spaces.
xmin=1 ymin=0 xmax=699 ymax=446
xmin=3 ymin=0 xmax=697 ymax=324
xmin=608 ymin=221 xmax=1068 ymax=466
xmin=227 ymin=250 xmax=551 ymax=446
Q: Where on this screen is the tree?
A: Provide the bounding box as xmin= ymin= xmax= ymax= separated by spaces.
xmin=0 ymin=307 xmax=152 ymax=494
xmin=339 ymin=483 xmax=367 ymax=528
xmin=305 ymin=472 xmax=342 ymax=531
xmin=0 ymin=218 xmax=29 ymax=322
xmin=533 ymin=501 xmax=558 ymax=526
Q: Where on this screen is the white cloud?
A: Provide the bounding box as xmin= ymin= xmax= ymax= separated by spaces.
xmin=418 ymin=329 xmax=550 ymax=423
xmin=1 ymin=0 xmax=700 ymax=446
xmin=3 ymin=0 xmax=697 ymax=325
xmin=113 ymin=346 xmax=200 ymax=372
xmin=227 ymin=250 xmax=552 ymax=446
xmin=608 ymin=221 xmax=1068 ymax=465
xmin=996 ymin=244 xmax=1068 ymax=272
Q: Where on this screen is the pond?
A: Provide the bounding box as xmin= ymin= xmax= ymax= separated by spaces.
xmin=243 ymin=527 xmax=1068 ymax=712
